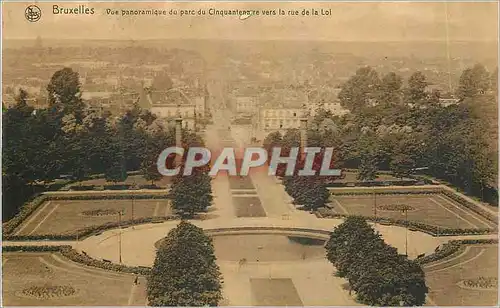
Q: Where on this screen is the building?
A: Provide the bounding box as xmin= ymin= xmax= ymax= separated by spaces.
xmin=258 ymin=88 xmax=308 ymax=135
xmin=236 ymin=96 xmax=257 ymax=114
xmin=307 ymin=87 xmax=349 ymax=117
xmin=145 ymin=88 xmax=198 ymax=130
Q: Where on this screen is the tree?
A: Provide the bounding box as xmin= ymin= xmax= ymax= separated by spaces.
xmin=263 ymin=131 xmax=283 ymax=160
xmin=490 ymin=67 xmax=498 ymax=94
xmin=339 ymin=66 xmax=381 ymax=113
xmin=170 ymin=173 xmax=213 ymax=218
xmin=456 ymin=64 xmax=490 ymax=100
xmin=104 ymin=128 xmax=128 ymax=184
xmin=357 ymin=134 xmax=379 ymax=181
xmin=325 ymin=217 xmax=428 ymax=306
xmin=404 ymin=71 xmax=428 ymax=106
xmin=378 ymin=72 xmax=403 ymax=107
xmin=141 ymin=130 xmax=173 ymax=185
xmin=47 ymin=67 xmax=84 ymax=119
xmin=147 ymin=221 xmax=223 ymax=306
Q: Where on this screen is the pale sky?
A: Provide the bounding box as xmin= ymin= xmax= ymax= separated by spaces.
xmin=2 ymin=1 xmax=499 ymax=41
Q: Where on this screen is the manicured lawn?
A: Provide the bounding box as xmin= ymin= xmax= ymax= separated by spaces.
xmin=232 ymin=196 xmax=266 ymax=217
xmin=250 ymin=278 xmax=303 ymax=306
xmin=328 ymin=194 xmax=494 ymax=229
xmin=424 ymin=244 xmax=498 ymax=306
xmin=15 ymin=199 xmax=171 ymax=236
xmin=2 ymin=252 xmax=147 ymax=306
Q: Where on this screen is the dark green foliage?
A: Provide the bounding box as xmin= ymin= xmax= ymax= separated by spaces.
xmin=325 ymin=216 xmax=428 ymax=306
xmin=147 ymin=221 xmax=223 ymax=306
xmin=2 ymin=67 xmax=186 ymax=221
xmin=170 ymin=172 xmax=213 ymax=218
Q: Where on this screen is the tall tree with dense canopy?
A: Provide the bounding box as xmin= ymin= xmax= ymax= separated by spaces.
xmin=456 ymin=64 xmax=491 ymax=100
xmin=325 ymin=216 xmax=428 ymax=306
xmin=338 ymin=66 xmax=381 ymax=113
xmin=47 ymin=67 xmax=85 ymax=119
xmin=147 ymin=221 xmax=223 ymax=306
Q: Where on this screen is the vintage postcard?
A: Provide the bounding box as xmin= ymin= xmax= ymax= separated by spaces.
xmin=1 ymin=1 xmax=498 ymax=306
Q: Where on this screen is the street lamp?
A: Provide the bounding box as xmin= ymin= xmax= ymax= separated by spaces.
xmin=402 ymin=208 xmax=409 ymax=256
xmin=118 ymin=209 xmax=124 ymax=264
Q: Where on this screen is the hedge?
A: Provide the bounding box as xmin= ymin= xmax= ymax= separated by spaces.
xmin=416 ymin=239 xmax=498 ymax=265
xmin=328 ymin=188 xmax=441 ymax=196
xmin=3 ymin=193 xmax=172 ymax=236
xmin=59 ymin=246 xmax=151 ymax=275
xmin=3 ymin=245 xmax=70 ymax=252
xmin=318 ymin=212 xmax=494 ymax=236
xmin=45 ymin=194 xmax=171 ymax=201
xmin=3 ymin=245 xmax=151 ymax=275
xmin=4 ymin=215 xmax=179 ymax=241
xmin=3 ymin=194 xmax=49 ymax=235
xmin=440 ymin=190 xmax=498 ymax=225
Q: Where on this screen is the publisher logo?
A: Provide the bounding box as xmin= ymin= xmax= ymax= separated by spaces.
xmin=25 ymin=5 xmax=41 ymax=22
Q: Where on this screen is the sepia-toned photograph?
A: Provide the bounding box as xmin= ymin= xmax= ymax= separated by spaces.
xmin=1 ymin=1 xmax=498 ymax=306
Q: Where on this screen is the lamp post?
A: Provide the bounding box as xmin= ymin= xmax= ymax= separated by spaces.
xmin=118 ymin=210 xmax=123 ymax=264
xmin=373 ymin=190 xmax=377 ymax=226
xmin=131 ymin=196 xmax=135 ymax=221
xmin=403 ymin=208 xmax=408 ymax=256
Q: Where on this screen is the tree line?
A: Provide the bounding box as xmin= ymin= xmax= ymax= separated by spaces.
xmin=263 ymin=64 xmax=498 ymax=204
xmin=2 ymin=67 xmax=203 ymax=220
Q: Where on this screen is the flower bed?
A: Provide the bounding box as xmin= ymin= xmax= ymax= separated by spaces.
xmin=80 ymin=208 xmax=122 ymax=217
xmin=21 ymin=285 xmax=77 ymax=299
xmin=460 ymin=277 xmax=497 ymax=289
xmin=377 ymin=204 xmax=416 ymax=212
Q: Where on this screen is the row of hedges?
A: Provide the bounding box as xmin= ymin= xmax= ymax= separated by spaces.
xmin=328 ymin=187 xmax=442 ymax=195
xmin=4 ymin=215 xmax=179 ymax=241
xmin=3 ymin=245 xmax=69 ymax=252
xmin=316 ymin=211 xmax=494 ymax=236
xmin=3 ymin=194 xmax=49 ymax=235
xmin=59 ymin=246 xmax=151 ymax=275
xmin=3 ymin=245 xmax=151 ymax=275
xmin=3 ymin=192 xmax=172 ymax=236
xmin=441 ymin=189 xmax=498 ymax=225
xmin=59 ymin=171 xmax=142 ymax=190
xmin=45 ymin=193 xmax=171 ymax=201
xmin=328 ymin=187 xmax=498 ymax=226
xmin=416 ymin=239 xmax=499 ymax=265
xmin=69 ymin=184 xmax=166 ymax=191
xmin=324 ymin=179 xmax=434 ymax=188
